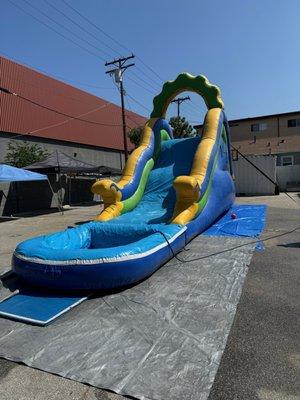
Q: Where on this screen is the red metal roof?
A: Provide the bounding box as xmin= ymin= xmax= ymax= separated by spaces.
xmin=0 ymin=56 xmax=147 ymax=151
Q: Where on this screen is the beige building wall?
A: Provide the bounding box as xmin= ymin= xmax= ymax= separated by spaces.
xmin=229 ymin=112 xmax=300 ymax=156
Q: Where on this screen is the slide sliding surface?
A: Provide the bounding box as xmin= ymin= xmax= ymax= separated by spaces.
xmin=109 ymin=135 xmax=201 ymax=226
xmin=91 ymin=118 xmax=173 ymax=221
xmin=101 ymin=108 xmax=234 ymax=232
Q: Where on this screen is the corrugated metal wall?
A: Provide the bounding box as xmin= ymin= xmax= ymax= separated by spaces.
xmin=233 ymin=155 xmax=277 ymax=195
xmin=0 ymin=56 xmax=146 ymax=150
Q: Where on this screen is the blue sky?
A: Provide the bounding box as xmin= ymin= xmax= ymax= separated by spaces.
xmin=1 ymin=0 xmax=300 ymax=122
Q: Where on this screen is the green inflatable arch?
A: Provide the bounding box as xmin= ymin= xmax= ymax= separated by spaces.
xmin=150 ymin=73 xmax=224 ymax=119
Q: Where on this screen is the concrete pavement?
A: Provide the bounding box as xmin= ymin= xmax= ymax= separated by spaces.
xmin=0 ymin=195 xmax=299 ymax=400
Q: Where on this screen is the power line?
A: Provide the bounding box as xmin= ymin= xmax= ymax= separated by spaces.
xmin=43 ymin=0 xmax=117 ymax=59
xmin=6 ymin=1 xmax=160 ymax=109
xmin=0 ymin=51 xmax=113 ymax=90
xmin=59 ymin=0 xmax=162 ymax=95
xmin=133 ymin=65 xmax=162 ymax=88
xmin=60 ymin=1 xmax=164 ymax=88
xmin=121 ymin=93 xmax=144 ymax=129
xmin=168 ymin=99 xmax=200 ymax=118
xmin=61 ymin=0 xmax=127 ymax=54
xmin=127 ymin=70 xmax=159 ymax=92
xmin=171 ymin=96 xmax=191 ymax=117
xmin=125 ymin=93 xmax=151 ymax=113
xmin=7 ymin=0 xmax=104 ymax=61
xmin=189 ymin=101 xmax=202 ymax=112
xmin=30 ymin=103 xmax=112 ymax=134
xmin=0 ymin=90 xmax=141 ymax=143
xmin=127 ymin=76 xmax=157 ymax=95
xmin=0 ymin=104 xmax=114 ymax=143
xmin=9 ymin=0 xmax=194 ymax=119
xmin=7 ymin=0 xmax=200 ymax=119
xmin=136 ymin=56 xmax=165 ymax=84
xmin=61 ymin=0 xmax=164 ymax=91
xmin=21 ymin=0 xmax=107 ymax=61
xmin=0 ymin=86 xmax=122 ymax=127
xmin=3 ymin=72 xmax=113 ymax=107
xmin=124 ymin=96 xmax=145 ymax=127
xmin=56 ymin=0 xmax=160 ymax=89
xmin=8 ymin=0 xmax=158 ymax=108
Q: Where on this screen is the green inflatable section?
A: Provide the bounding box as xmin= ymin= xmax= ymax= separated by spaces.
xmin=151 ymin=73 xmax=224 ymax=118
xmin=121 ymin=158 xmax=155 ymax=214
xmin=121 ymin=130 xmax=172 ymax=213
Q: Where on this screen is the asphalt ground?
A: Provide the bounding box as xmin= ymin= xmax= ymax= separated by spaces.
xmin=209 ymin=195 xmax=300 ymax=400
xmin=0 ymin=194 xmax=299 ymax=400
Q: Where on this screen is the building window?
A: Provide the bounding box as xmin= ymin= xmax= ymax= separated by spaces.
xmin=251 ymin=123 xmax=267 ymax=132
xmin=287 ymin=118 xmax=300 ymax=127
xmin=281 ymin=155 xmax=294 ymax=166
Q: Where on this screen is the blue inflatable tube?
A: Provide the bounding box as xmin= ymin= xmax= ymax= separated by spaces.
xmin=13 ymin=224 xmax=187 ymax=290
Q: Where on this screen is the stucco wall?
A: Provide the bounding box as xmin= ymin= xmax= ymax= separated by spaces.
xmin=277 ymin=165 xmax=300 ymax=191
xmin=229 ymin=113 xmax=300 ymax=156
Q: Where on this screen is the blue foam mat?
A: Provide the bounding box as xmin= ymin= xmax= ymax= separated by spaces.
xmin=203 ymin=204 xmax=267 ymax=238
xmin=0 ymin=290 xmax=88 ymax=326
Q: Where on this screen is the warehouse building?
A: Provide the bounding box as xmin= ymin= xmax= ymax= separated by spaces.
xmin=195 ymin=110 xmax=300 ymax=193
xmin=0 ymin=56 xmax=146 ymax=215
xmin=0 ymin=56 xmax=146 ymax=168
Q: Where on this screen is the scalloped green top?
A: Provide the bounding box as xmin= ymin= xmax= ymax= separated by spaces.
xmin=150 ymin=73 xmax=224 ymax=118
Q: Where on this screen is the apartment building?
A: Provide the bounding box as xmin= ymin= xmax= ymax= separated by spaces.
xmin=195 ymin=111 xmax=300 ymax=191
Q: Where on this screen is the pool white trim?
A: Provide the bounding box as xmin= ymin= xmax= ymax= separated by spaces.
xmin=14 ymin=227 xmax=187 ymax=266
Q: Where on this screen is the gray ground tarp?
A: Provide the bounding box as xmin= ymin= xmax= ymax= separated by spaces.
xmin=0 ymin=236 xmax=255 ymax=400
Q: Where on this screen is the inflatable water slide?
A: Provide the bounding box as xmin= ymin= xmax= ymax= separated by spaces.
xmin=13 ymin=73 xmax=235 ymax=291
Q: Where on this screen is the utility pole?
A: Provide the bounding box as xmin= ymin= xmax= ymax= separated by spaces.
xmin=171 ymin=96 xmax=191 ymax=117
xmin=105 ymin=54 xmax=135 ymax=162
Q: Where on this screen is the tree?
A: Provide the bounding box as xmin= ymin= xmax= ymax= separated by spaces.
xmin=4 ymin=140 xmax=50 ymax=168
xmin=127 ymin=117 xmax=196 ymax=148
xmin=127 ymin=126 xmax=143 ymax=148
xmin=168 ymin=116 xmax=196 ymax=138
